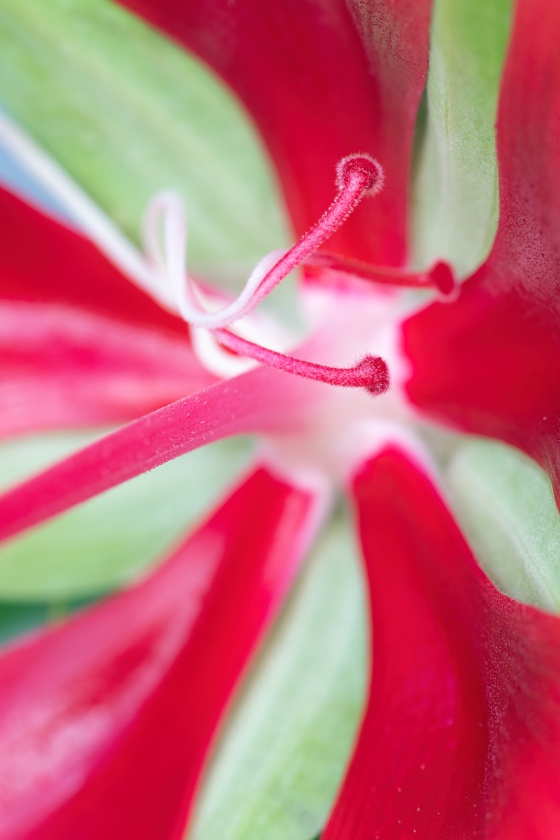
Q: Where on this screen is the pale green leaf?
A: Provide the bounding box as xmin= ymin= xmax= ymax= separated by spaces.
xmin=0 ymin=0 xmax=288 ymax=280
xmin=411 ymin=0 xmax=513 ymax=276
xmin=190 ymin=514 xmax=368 ymax=840
xmin=446 ymin=439 xmax=560 ymax=612
xmin=0 ymin=432 xmax=251 ymax=599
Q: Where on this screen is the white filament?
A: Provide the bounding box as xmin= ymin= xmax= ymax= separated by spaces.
xmin=190 ymin=327 xmax=257 ymax=377
xmin=142 ymin=191 xmax=287 ymax=329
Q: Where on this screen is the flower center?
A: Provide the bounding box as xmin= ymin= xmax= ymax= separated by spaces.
xmin=144 ymin=153 xmax=457 ymax=402
xmin=257 ymin=282 xmax=421 ymax=485
xmin=144 ymin=153 xmax=397 ymax=396
xmin=140 ymin=153 xmax=457 ymax=482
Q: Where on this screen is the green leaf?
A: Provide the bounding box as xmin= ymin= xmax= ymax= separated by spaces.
xmin=0 ymin=432 xmax=251 ymax=599
xmin=445 ymin=438 xmax=560 ymax=612
xmin=0 ymin=0 xmax=288 ymax=280
xmin=411 ymin=0 xmax=514 ymax=276
xmin=190 ymin=513 xmax=367 ymax=840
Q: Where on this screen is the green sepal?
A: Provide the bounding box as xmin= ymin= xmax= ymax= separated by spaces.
xmin=190 ymin=513 xmax=367 ymax=840
xmin=411 ymin=0 xmax=513 ymax=276
xmin=446 ymin=439 xmax=560 ymax=613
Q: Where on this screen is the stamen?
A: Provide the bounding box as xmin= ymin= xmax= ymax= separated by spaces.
xmin=335 ymin=153 xmax=385 ymax=197
xmin=304 ymin=253 xmax=458 ymax=297
xmin=143 ymin=154 xmax=385 ymax=330
xmin=213 ymin=328 xmax=390 ymax=396
xmin=430 ymin=261 xmax=457 ymax=297
xmin=240 ymin=154 xmax=384 ymax=316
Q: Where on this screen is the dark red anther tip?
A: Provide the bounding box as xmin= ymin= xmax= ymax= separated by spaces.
xmin=356 ymin=355 xmax=390 ymax=396
xmin=430 ymin=261 xmax=457 ymax=297
xmin=336 ymin=154 xmax=385 ymax=197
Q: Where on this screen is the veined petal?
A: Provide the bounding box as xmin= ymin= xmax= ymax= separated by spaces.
xmin=324 ymin=446 xmax=560 ymax=839
xmin=403 ymin=0 xmax=560 ymax=497
xmin=116 ymin=0 xmax=432 ymax=266
xmin=0 ymin=301 xmax=214 ymax=438
xmin=0 ymin=365 xmax=317 ymax=546
xmin=0 ymin=466 xmax=325 ymax=840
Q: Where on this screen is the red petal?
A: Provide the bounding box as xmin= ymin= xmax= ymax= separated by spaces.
xmin=0 ymin=301 xmax=215 ymax=437
xmin=324 ymin=446 xmax=560 ymax=839
xmin=0 ymin=466 xmax=322 ymax=840
xmin=491 ymin=0 xmax=560 ymax=286
xmin=116 ymin=0 xmax=432 ymax=266
xmin=0 ymin=364 xmax=314 ymax=545
xmin=0 ymin=186 xmax=185 ymax=336
xmin=402 ymin=280 xmax=560 ymax=488
xmin=402 ymin=0 xmax=560 ymax=494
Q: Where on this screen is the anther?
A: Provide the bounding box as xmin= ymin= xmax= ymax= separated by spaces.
xmin=213 ymin=328 xmax=390 ymax=396
xmin=429 ymin=261 xmax=457 ymax=297
xmin=336 ymin=153 xmax=385 ymax=197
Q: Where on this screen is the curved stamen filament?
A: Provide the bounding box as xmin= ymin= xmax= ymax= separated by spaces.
xmin=143 ymin=154 xmax=385 ymax=330
xmin=305 ymin=253 xmax=457 ymax=297
xmin=213 ymin=328 xmax=390 ymax=396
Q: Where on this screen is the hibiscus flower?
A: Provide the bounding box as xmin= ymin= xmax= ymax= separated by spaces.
xmin=0 ymin=0 xmax=560 ymax=838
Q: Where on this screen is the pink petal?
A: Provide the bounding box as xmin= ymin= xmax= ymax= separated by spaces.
xmin=0 ymin=186 xmax=185 ymax=336
xmin=324 ymin=446 xmax=560 ymax=839
xmin=402 ymin=0 xmax=560 ymax=495
xmin=0 ymin=301 xmax=215 ymax=437
xmin=0 ymin=364 xmax=315 ymax=545
xmin=116 ymin=0 xmax=432 ymax=266
xmin=0 ymin=466 xmax=324 ymax=840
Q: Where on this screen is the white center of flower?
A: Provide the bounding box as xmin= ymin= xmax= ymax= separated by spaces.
xmin=257 ymin=282 xmax=428 ymax=486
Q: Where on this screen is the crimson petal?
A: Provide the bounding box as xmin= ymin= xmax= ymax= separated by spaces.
xmin=402 ymin=0 xmax=560 ymax=495
xmin=0 ymin=186 xmax=185 ymax=336
xmin=323 ymin=446 xmax=560 ymax=839
xmin=116 ymin=0 xmax=432 ymax=266
xmin=0 ymin=364 xmax=314 ymax=545
xmin=0 ymin=466 xmax=323 ymax=840
xmin=0 ymin=300 xmax=214 ymax=438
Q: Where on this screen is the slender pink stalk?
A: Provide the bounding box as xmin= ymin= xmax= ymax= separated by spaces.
xmin=236 ymin=154 xmax=384 ymax=316
xmin=305 ymin=253 xmax=457 ymax=296
xmin=213 ymin=327 xmax=389 ymax=395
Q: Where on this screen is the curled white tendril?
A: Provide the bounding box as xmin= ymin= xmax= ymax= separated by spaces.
xmin=142 ymin=190 xmax=291 ymax=376
xmin=142 ymin=190 xmax=288 ymax=329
